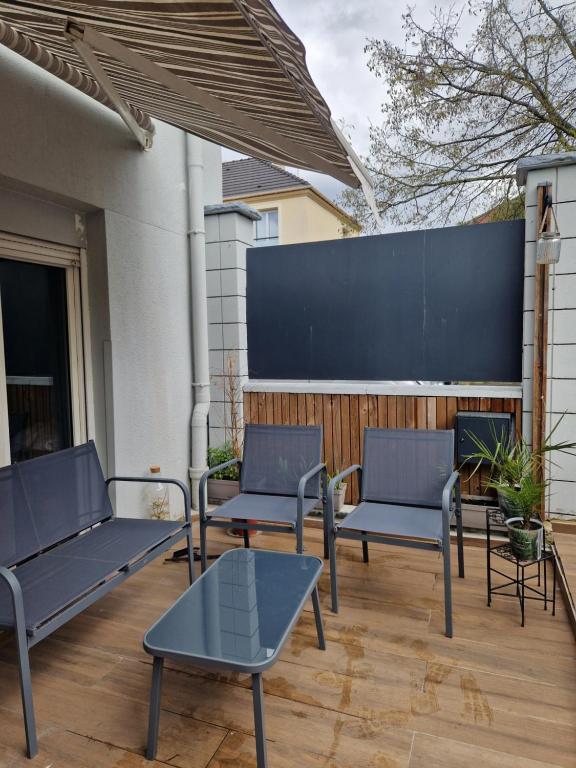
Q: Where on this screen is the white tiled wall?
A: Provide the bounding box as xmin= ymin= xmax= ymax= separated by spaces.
xmin=524 ymin=162 xmax=576 ymax=517
xmin=205 ymin=208 xmax=254 ymax=448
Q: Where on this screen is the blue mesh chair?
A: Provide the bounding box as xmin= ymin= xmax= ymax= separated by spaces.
xmin=327 ymin=428 xmax=464 ymax=637
xmin=199 ymin=424 xmax=326 ymax=570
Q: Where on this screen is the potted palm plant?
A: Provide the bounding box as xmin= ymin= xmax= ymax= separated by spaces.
xmin=314 ymin=471 xmax=347 ymax=514
xmin=466 ymin=416 xmax=576 ymax=560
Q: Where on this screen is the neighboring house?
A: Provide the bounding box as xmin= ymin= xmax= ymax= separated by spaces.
xmin=223 ymin=157 xmax=360 ymax=245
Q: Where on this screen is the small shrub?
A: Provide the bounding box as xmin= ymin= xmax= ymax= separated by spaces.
xmin=207 ymin=443 xmax=240 ymax=480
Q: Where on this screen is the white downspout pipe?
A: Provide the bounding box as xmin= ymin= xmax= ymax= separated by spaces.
xmin=186 ymin=134 xmax=210 ymax=509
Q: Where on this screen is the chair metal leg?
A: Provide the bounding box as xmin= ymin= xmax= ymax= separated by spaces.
xmin=329 ymin=530 xmax=339 ymax=614
xmin=442 ymin=537 xmax=453 ymax=638
xmin=456 ymin=511 xmax=465 ymax=578
xmin=362 ymin=536 xmax=369 ymax=564
xmin=323 ymin=519 xmax=329 ymax=560
xmin=16 ymin=632 xmax=37 ymax=759
xmin=252 ymin=673 xmax=268 ymax=768
xmin=185 ymin=525 xmax=195 ymax=585
xmin=199 ymin=519 xmax=208 ymax=573
xmin=311 ymin=585 xmax=326 ymax=650
xmin=146 ymin=656 xmax=164 ymax=761
xmin=296 ymin=522 xmax=304 ymax=555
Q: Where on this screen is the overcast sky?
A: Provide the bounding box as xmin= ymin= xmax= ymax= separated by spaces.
xmin=223 ymin=0 xmax=478 ymax=201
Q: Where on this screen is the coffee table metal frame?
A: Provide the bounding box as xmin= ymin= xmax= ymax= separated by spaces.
xmin=143 ymin=549 xmax=325 ymax=767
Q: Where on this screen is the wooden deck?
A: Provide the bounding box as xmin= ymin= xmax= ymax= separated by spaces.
xmin=1 ymin=526 xmax=575 ymax=768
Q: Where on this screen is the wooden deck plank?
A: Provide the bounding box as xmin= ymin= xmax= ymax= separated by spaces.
xmin=0 ymin=526 xmax=574 ymax=767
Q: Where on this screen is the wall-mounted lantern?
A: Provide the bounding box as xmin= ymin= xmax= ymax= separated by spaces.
xmin=536 ymin=192 xmax=561 ymax=264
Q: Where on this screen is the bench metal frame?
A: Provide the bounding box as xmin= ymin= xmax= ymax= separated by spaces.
xmin=0 ymin=475 xmax=193 ymax=759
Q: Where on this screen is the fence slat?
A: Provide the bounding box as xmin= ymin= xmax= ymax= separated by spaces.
xmin=281 ymin=393 xmax=290 ymax=425
xmin=416 ymin=397 xmax=427 ymax=429
xmin=396 ymin=397 xmax=406 ymax=428
xmin=387 ymin=396 xmax=397 ymax=428
xmin=368 ymin=395 xmax=378 ymax=427
xmin=349 ymin=396 xmax=360 ymax=502
xmin=340 ymin=395 xmax=352 ymax=502
xmin=406 ymin=396 xmax=416 ymax=429
xmin=242 ymin=388 xmax=521 ymax=504
xmin=265 ymin=392 xmax=274 ymax=424
xmin=297 ymin=394 xmax=306 ymax=425
xmin=332 ymin=395 xmax=342 ymax=476
xmin=377 ymin=396 xmax=388 ymax=428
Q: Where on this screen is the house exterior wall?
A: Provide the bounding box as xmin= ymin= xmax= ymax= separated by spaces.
xmin=0 ymin=46 xmax=221 ymax=516
xmin=522 ymin=160 xmax=576 ymax=518
xmin=230 ymin=189 xmax=360 ymax=244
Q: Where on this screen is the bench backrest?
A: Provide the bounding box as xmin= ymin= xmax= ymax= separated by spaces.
xmin=240 ymin=424 xmax=322 ymax=498
xmin=361 ymin=428 xmax=454 ymax=508
xmin=0 ymin=441 xmax=113 ymax=568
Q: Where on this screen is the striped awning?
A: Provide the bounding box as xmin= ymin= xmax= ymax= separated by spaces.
xmin=0 ymin=1 xmax=363 ymax=188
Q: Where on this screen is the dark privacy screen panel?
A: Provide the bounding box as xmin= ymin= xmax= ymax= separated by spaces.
xmin=247 ymin=220 xmax=524 ymax=382
xmin=240 ymin=424 xmax=322 ymax=498
xmin=361 ymin=428 xmax=454 ymax=507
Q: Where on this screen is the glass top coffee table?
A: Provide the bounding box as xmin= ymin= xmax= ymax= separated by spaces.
xmin=144 ymin=548 xmax=325 ymax=767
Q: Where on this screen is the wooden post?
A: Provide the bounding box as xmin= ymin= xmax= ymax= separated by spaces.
xmin=532 ymin=182 xmax=552 ymax=519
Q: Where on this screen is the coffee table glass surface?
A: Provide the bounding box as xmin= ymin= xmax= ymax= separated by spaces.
xmin=144 ymin=548 xmax=323 ymax=672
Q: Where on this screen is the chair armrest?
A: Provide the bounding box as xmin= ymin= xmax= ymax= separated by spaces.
xmin=296 ymin=462 xmax=327 ymax=529
xmin=441 ymin=471 xmax=460 ymax=537
xmin=106 ymin=476 xmax=191 ymax=525
xmin=0 ymin=565 xmax=26 ymax=631
xmin=199 ymin=459 xmax=242 ymax=521
xmin=297 ymin=462 xmax=327 ymax=501
xmin=327 ymin=464 xmax=362 ymax=529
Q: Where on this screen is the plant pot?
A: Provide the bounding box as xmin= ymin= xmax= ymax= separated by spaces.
xmin=505 ymin=517 xmax=544 ymax=560
xmin=315 ymin=483 xmax=347 ymax=514
xmin=228 ymin=520 xmax=260 ymax=539
xmin=207 ymin=478 xmax=240 ymax=505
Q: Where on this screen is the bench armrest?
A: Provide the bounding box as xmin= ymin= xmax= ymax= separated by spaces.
xmin=0 ymin=565 xmax=26 ymax=631
xmin=106 ymin=476 xmax=191 ymax=525
xmin=327 ymin=464 xmax=362 ymax=529
xmin=199 ymin=459 xmax=242 ymax=521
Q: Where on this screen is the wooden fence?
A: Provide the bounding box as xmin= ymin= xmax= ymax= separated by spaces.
xmin=243 ymin=391 xmax=522 ymax=505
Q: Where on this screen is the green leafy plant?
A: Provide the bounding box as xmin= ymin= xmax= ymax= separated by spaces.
xmin=207 ymin=443 xmax=240 ymax=481
xmin=465 ymin=415 xmax=576 ymax=527
xmin=328 ymin=471 xmax=346 ymax=492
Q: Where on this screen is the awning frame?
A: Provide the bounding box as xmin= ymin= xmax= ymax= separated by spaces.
xmin=65 ymin=22 xmax=154 ymax=151
xmin=64 ymin=20 xmax=355 ymax=187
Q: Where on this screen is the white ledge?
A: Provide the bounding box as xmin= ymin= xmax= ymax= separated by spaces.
xmin=244 ymin=380 xmax=523 ymax=398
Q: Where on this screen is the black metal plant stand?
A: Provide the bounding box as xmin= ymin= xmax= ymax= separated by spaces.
xmin=486 ymin=508 xmax=556 ymax=627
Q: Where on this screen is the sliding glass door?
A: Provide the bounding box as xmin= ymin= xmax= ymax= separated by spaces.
xmin=0 ymin=233 xmax=87 ymax=466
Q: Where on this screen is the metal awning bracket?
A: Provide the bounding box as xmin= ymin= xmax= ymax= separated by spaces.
xmin=64 ymin=21 xmax=154 ymax=151
xmin=330 ymin=119 xmax=384 ymax=233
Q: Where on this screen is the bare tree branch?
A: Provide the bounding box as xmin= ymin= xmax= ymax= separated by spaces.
xmin=340 ymin=0 xmax=576 ymax=230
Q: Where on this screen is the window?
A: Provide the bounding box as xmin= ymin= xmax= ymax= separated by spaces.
xmin=0 ymin=232 xmax=89 ymax=466
xmin=254 ymin=209 xmax=279 ymax=247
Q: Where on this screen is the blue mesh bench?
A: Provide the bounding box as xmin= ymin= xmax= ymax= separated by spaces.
xmin=0 ymin=441 xmax=194 ymax=758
